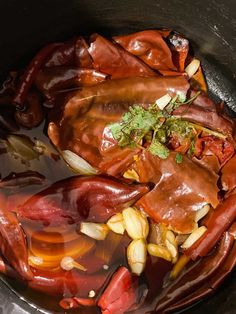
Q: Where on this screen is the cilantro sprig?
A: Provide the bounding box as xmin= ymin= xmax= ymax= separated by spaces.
xmin=109 ymin=92 xmax=222 ymax=162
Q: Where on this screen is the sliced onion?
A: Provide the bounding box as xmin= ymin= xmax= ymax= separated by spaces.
xmin=61 ymin=150 xmax=98 ymax=175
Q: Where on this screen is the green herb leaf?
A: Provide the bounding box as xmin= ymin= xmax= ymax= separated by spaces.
xmin=109 ymin=122 xmax=123 ymax=140
xmin=188 ymin=139 xmax=196 ymax=157
xmin=108 ymin=92 xmax=202 ymax=158
xmin=178 ymin=93 xmax=187 ymax=103
xmin=175 ymin=153 xmax=183 ymax=164
xmin=149 ymin=139 xmax=169 ymax=159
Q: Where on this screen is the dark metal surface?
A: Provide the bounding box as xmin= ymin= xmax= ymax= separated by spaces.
xmin=0 ymin=0 xmax=235 ymax=313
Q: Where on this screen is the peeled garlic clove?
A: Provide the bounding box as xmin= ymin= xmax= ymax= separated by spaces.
xmin=107 ymin=213 xmax=125 ymax=235
xmin=123 ymin=207 xmax=149 ymax=240
xmin=123 ymin=169 xmax=139 ymax=182
xmin=127 ymin=239 xmax=147 ymax=275
xmin=155 ymin=93 xmax=172 ymax=110
xmin=165 ymin=230 xmax=178 ymax=264
xmin=181 ymin=226 xmax=207 ymax=250
xmin=195 ymin=204 xmax=210 ymax=222
xmin=147 ymin=243 xmax=172 ymax=262
xmin=185 ymin=59 xmax=200 ymax=78
xmin=61 ymin=150 xmax=98 ymax=175
xmin=80 ymin=222 xmax=109 ymax=240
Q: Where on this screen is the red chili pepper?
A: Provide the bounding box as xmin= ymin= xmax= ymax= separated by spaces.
xmin=0 ymin=193 xmax=33 ymax=280
xmin=98 ymin=266 xmax=138 ymax=314
xmin=88 ymin=34 xmax=157 ymax=79
xmin=0 ymin=246 xmax=114 ymax=298
xmin=184 ymin=193 xmax=236 ymax=260
xmin=35 ymin=66 xmax=107 ymax=98
xmin=221 ymin=154 xmax=236 ymax=192
xmin=44 ymin=39 xmax=76 ymax=67
xmin=13 ymin=43 xmax=61 ymax=108
xmin=14 ymin=90 xmax=44 ymax=128
xmin=0 ymin=171 xmax=46 ymax=189
xmin=113 ymin=30 xmax=176 ymax=72
xmin=29 ymin=268 xmax=110 ymax=297
xmin=169 ymin=33 xmax=189 ymax=72
xmin=194 ymin=136 xmax=234 ymax=166
xmin=155 ymin=231 xmax=234 ymax=313
xmin=59 ymin=297 xmax=96 ymax=310
xmin=75 ymin=36 xmax=93 ymax=68
xmin=18 ymin=176 xmax=149 ymax=225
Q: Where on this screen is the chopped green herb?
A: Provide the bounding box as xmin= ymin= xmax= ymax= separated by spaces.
xmin=108 ymin=92 xmax=225 ymax=160
xmin=178 ymin=93 xmax=187 ymax=103
xmin=188 ymin=139 xmax=196 ymax=157
xmin=175 ymin=153 xmax=183 ymax=164
xmin=165 ymin=91 xmax=201 ymax=113
xmin=149 ymin=139 xmax=170 ymax=159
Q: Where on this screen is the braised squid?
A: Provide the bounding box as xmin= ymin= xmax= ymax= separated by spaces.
xmin=0 ymin=28 xmax=235 ymax=314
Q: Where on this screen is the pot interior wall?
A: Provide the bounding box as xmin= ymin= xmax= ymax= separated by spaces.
xmin=0 ymin=0 xmax=235 ymax=313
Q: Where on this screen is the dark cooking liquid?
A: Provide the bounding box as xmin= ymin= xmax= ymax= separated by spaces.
xmin=0 ymin=119 xmax=173 ymax=314
xmin=0 ymin=120 xmax=171 ymax=313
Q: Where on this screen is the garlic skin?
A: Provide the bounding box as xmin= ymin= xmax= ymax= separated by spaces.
xmin=122 ymin=207 xmax=149 ymax=240
xmin=107 ymin=213 xmax=125 ymax=235
xmin=80 ymin=222 xmax=109 ymax=240
xmin=127 ymin=239 xmax=147 ymax=275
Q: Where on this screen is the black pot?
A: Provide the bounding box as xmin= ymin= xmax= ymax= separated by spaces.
xmin=0 ymin=0 xmax=235 ymax=313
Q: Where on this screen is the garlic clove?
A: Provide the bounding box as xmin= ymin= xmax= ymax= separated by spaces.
xmin=185 ymin=59 xmax=200 ymax=78
xmin=155 ymin=94 xmax=172 ymax=110
xmin=181 ymin=226 xmax=207 ymax=250
xmin=80 ymin=222 xmax=109 ymax=240
xmin=107 ymin=213 xmax=125 ymax=235
xmin=123 ymin=207 xmax=149 ymax=240
xmin=195 ymin=204 xmax=210 ymax=222
xmin=165 ymin=230 xmax=178 ymax=264
xmin=127 ymin=239 xmax=147 ymax=275
xmin=147 ymin=243 xmax=172 ymax=262
xmin=61 ymin=150 xmax=98 ymax=175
